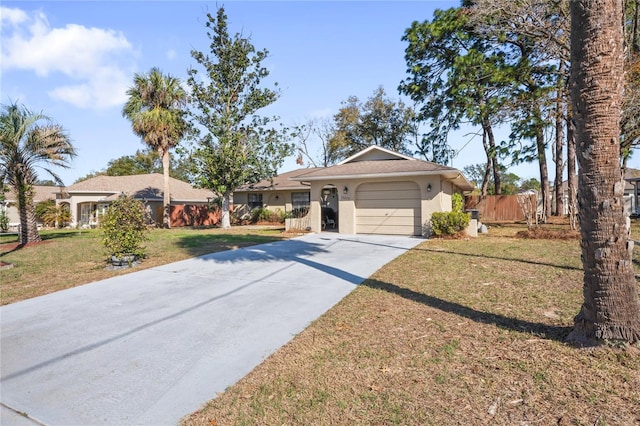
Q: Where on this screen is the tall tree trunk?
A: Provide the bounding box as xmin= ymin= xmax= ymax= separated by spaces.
xmin=569 ymin=0 xmax=640 ymax=343
xmin=17 ymin=184 xmax=41 ymax=245
xmin=481 ymin=161 xmax=491 ymax=196
xmin=481 ymin=127 xmax=491 ymax=196
xmin=161 ymin=148 xmax=171 ymax=228
xmin=567 ymin=113 xmax=578 ymax=230
xmin=220 ymin=189 xmax=231 ymax=229
xmin=536 ymin=123 xmax=550 ymax=223
xmin=487 ymin=124 xmax=501 ymax=195
xmin=554 ymin=65 xmax=566 ymax=216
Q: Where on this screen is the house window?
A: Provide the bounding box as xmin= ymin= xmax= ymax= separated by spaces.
xmin=291 ymin=192 xmax=310 ymax=218
xmin=248 ymin=193 xmax=263 ymax=210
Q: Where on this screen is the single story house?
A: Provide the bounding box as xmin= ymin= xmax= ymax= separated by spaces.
xmin=235 ymin=146 xmax=475 ymax=236
xmin=58 ymin=173 xmax=218 ymax=228
xmin=554 ymin=167 xmax=640 ymax=216
xmin=624 ymin=168 xmax=640 ymax=216
xmin=2 ymin=185 xmax=62 ymax=230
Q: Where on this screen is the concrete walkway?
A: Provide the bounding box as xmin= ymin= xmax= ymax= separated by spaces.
xmin=0 ymin=233 xmax=422 ymax=426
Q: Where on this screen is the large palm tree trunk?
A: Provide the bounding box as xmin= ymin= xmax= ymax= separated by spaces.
xmin=18 ymin=185 xmax=41 ymax=245
xmin=161 ymin=148 xmax=171 ymax=228
xmin=569 ymin=0 xmax=640 ymax=343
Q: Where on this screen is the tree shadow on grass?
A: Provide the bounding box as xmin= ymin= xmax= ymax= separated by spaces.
xmin=363 ymin=279 xmax=573 ymax=343
xmin=176 ymin=233 xmax=285 ymax=257
xmin=414 ymin=246 xmax=582 ymax=272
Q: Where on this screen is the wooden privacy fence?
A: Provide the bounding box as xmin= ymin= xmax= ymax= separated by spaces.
xmin=170 ymin=204 xmax=221 ymax=227
xmin=465 ymin=194 xmax=537 ymax=222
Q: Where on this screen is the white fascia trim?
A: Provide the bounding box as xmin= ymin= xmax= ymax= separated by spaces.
xmin=291 ymin=170 xmax=457 ymax=181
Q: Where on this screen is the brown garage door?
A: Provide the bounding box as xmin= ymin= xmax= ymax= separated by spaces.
xmin=355 ymin=181 xmax=421 ymax=235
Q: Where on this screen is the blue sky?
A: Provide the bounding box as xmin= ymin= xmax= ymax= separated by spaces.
xmin=3 ymin=1 xmax=634 ymax=186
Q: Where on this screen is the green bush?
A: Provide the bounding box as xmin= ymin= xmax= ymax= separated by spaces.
xmin=0 ymin=209 xmax=8 ymax=232
xmin=101 ymin=196 xmax=149 ymax=258
xmin=452 ymin=192 xmax=464 ymax=213
xmin=41 ymin=204 xmax=71 ymax=228
xmin=250 ymin=207 xmax=283 ymax=224
xmin=430 ymin=211 xmax=470 ymax=237
xmin=35 ymin=199 xmax=55 ymax=223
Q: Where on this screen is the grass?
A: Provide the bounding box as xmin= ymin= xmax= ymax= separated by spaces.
xmin=2 ymin=220 xmax=639 ymax=424
xmin=0 ymin=226 xmax=285 ymax=306
xmin=183 ymin=220 xmax=640 ymax=426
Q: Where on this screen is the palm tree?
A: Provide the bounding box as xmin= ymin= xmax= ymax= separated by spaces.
xmin=569 ymin=0 xmax=640 ymax=343
xmin=0 ymin=102 xmax=76 ymax=244
xmin=122 ymin=67 xmax=187 ymax=228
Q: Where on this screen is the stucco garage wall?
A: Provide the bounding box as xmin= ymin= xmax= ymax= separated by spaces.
xmin=307 ymin=176 xmax=457 ymax=236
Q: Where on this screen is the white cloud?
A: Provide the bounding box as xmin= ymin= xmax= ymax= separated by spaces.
xmin=0 ymin=6 xmax=28 ymax=26
xmin=0 ymin=6 xmax=135 ymax=110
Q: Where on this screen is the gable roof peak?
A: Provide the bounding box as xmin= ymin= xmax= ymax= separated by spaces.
xmin=338 ymin=146 xmax=416 ymax=165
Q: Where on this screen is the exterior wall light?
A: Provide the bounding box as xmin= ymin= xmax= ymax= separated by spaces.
xmin=427 ymin=183 xmax=432 ymax=192
xmin=343 ymin=186 xmax=348 ymax=194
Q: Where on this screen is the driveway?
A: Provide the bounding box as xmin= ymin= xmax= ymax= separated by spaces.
xmin=0 ymin=233 xmax=422 ymax=425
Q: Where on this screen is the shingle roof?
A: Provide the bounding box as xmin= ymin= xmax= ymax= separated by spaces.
xmin=63 ymin=174 xmax=215 ymax=202
xmin=293 ymin=159 xmax=458 ymax=179
xmin=234 ymin=168 xmax=318 ymax=192
xmin=5 ymin=185 xmax=61 ymax=203
xmin=291 ymin=156 xmax=474 ymax=191
xmin=625 ymin=168 xmax=640 ymax=181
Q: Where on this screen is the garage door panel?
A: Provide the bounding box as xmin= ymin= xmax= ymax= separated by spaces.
xmin=356 ymin=207 xmax=417 ymax=217
xmin=356 ymin=189 xmax=421 ymax=200
xmin=357 ymin=216 xmax=420 ymax=226
xmin=357 ymin=224 xmax=421 ymax=235
xmin=356 ymin=199 xmax=421 ymax=209
xmin=355 ymin=181 xmax=421 ymax=236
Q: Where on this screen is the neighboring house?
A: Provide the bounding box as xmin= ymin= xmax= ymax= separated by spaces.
xmin=58 ymin=174 xmax=218 ymax=228
xmin=625 ymin=168 xmax=640 ymax=216
xmin=2 ymin=185 xmax=62 ymax=230
xmin=554 ymin=167 xmax=640 ymax=216
xmin=235 ymin=146 xmax=474 ymax=236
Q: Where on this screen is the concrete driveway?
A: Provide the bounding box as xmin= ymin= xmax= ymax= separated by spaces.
xmin=0 ymin=233 xmax=422 ymax=425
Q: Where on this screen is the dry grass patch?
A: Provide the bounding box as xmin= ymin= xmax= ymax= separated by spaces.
xmin=184 ymin=228 xmax=640 ymax=425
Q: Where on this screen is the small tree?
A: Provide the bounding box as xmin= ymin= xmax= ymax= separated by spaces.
xmin=101 ymin=196 xmax=149 ymax=259
xmin=187 ymin=7 xmax=294 ymax=229
xmin=41 ymin=204 xmax=71 ymax=228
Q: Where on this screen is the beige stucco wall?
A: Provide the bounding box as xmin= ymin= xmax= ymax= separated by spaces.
xmin=306 ymin=175 xmax=457 ymax=236
xmin=57 ymin=193 xmax=110 ymax=227
xmin=233 ymin=175 xmax=466 ymax=236
xmin=233 ymin=190 xmax=309 ymax=219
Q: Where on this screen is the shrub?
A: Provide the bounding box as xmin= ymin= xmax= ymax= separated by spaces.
xmin=430 ymin=211 xmax=470 ymax=237
xmin=452 ymin=192 xmax=464 ymax=212
xmin=101 ymin=196 xmax=149 ymax=258
xmin=250 ymin=207 xmax=283 ymax=223
xmin=41 ymin=204 xmax=71 ymax=228
xmin=35 ymin=199 xmax=55 ymax=223
xmin=0 ymin=209 xmax=8 ymax=232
